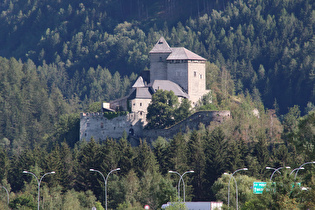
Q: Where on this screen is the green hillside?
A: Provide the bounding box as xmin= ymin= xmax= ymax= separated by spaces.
xmin=0 ymin=0 xmax=314 ymax=113
xmin=0 ymin=0 xmax=315 ymax=209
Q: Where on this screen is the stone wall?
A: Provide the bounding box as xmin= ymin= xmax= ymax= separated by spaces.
xmin=80 ymin=110 xmax=231 ymax=144
xmin=187 ymin=61 xmax=208 ymax=105
xmin=150 ymin=52 xmax=169 ymax=81
xmin=80 ymin=112 xmax=145 ymax=141
xmin=142 ymin=110 xmax=231 ymax=143
xmin=167 ymin=61 xmax=189 ymax=91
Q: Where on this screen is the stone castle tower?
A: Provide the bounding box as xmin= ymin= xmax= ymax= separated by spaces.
xmin=80 ymin=37 xmax=216 ymax=142
xmin=149 ymin=37 xmax=209 ymax=105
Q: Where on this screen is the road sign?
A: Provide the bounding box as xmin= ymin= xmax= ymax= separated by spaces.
xmin=253 ymin=182 xmax=266 ymax=194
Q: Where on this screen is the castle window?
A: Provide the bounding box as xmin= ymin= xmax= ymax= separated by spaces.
xmin=194 ymin=71 xmax=197 ymax=77
xmin=159 ymin=57 xmax=162 ymax=61
xmin=200 ymin=74 xmax=203 ymax=79
xmin=140 ymin=103 xmax=142 ymax=106
xmin=101 ymin=122 xmax=103 ymax=128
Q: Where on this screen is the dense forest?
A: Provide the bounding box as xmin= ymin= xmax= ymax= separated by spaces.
xmin=0 ymin=0 xmax=314 ymax=113
xmin=0 ymin=0 xmax=315 ymax=209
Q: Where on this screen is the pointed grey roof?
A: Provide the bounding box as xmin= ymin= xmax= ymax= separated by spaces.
xmin=167 ymin=47 xmax=206 ymax=61
xmin=150 ymin=80 xmax=189 ymax=98
xmin=128 ymin=87 xmax=152 ymax=100
xmin=132 ymin=76 xmax=145 ymax=88
xmin=149 ymin=37 xmax=172 ymax=54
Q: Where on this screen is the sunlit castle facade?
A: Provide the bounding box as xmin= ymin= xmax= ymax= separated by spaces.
xmin=80 ymin=37 xmax=212 ymax=141
xmin=149 ymin=37 xmax=209 ymax=105
xmin=106 ymin=37 xmax=210 ymax=115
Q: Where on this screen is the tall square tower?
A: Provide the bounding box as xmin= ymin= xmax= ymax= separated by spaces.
xmin=149 ymin=37 xmax=209 ymax=106
xmin=149 ymin=37 xmax=172 ymax=81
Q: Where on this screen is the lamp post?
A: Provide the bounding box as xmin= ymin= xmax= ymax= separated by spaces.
xmin=224 ymin=173 xmax=237 ymax=209
xmin=294 ymin=161 xmax=315 ymax=180
xmin=225 ymin=168 xmax=248 ymax=210
xmin=23 ymin=170 xmax=55 ymax=210
xmin=289 ymin=167 xmax=304 ymax=176
xmin=90 ymin=168 xmax=120 ymax=210
xmin=1 ymin=186 xmax=9 ymax=204
xmin=268 ymin=166 xmax=291 ymax=181
xmin=266 ymin=167 xmax=282 ymax=174
xmin=168 ymin=170 xmax=194 ymax=202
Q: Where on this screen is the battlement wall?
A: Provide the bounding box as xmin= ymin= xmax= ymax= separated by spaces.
xmin=80 ymin=110 xmax=230 ymax=143
xmin=142 ymin=110 xmax=231 ymax=142
xmin=80 ymin=112 xmax=145 ymax=141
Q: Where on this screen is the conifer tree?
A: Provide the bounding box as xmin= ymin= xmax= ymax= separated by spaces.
xmin=203 ymin=127 xmax=229 ymax=200
xmin=118 ymin=137 xmax=134 ymax=176
xmin=152 ymin=137 xmax=169 ymax=175
xmin=167 ymin=133 xmax=188 ymax=173
xmin=76 ymin=138 xmax=103 ymax=195
xmin=133 ymin=139 xmax=158 ymax=178
xmin=187 ymin=130 xmax=206 ymax=200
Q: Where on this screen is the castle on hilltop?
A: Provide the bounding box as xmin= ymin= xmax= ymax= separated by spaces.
xmin=80 ymin=37 xmax=230 ymax=143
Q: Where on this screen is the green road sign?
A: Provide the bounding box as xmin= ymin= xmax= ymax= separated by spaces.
xmin=253 ymin=182 xmax=266 ymax=194
xmin=253 ymin=182 xmax=301 ymax=194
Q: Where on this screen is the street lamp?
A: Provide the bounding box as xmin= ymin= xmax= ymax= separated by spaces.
xmin=289 ymin=167 xmax=304 ymax=176
xmin=224 ymin=173 xmax=236 ymax=209
xmin=294 ymin=161 xmax=315 ymax=180
xmin=90 ymin=168 xmax=120 ymax=210
xmin=1 ymin=186 xmax=9 ymax=204
xmin=168 ymin=170 xmax=194 ymax=202
xmin=266 ymin=167 xmax=282 ymax=174
xmin=268 ymin=166 xmax=291 ymax=181
xmin=225 ymin=168 xmax=248 ymax=210
xmin=23 ymin=170 xmax=55 ymax=210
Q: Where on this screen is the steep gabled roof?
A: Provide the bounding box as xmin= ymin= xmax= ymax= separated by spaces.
xmin=149 ymin=37 xmax=172 ymax=54
xmin=128 ymin=87 xmax=152 ymax=100
xmin=132 ymin=76 xmax=145 ymax=88
xmin=150 ymin=80 xmax=189 ymax=98
xmin=167 ymin=47 xmax=206 ymax=61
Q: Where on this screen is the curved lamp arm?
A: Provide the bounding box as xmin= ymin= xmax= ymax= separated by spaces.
xmin=90 ymin=168 xmax=120 ymax=210
xmin=290 ymin=167 xmax=304 ymax=176
xmin=169 ymin=170 xmax=194 ymax=202
xmin=270 ymin=166 xmax=290 ymax=181
xmin=23 ymin=170 xmax=55 ymax=210
xmin=225 ymin=168 xmax=248 ymax=210
xmin=294 ymin=161 xmax=315 ymax=180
